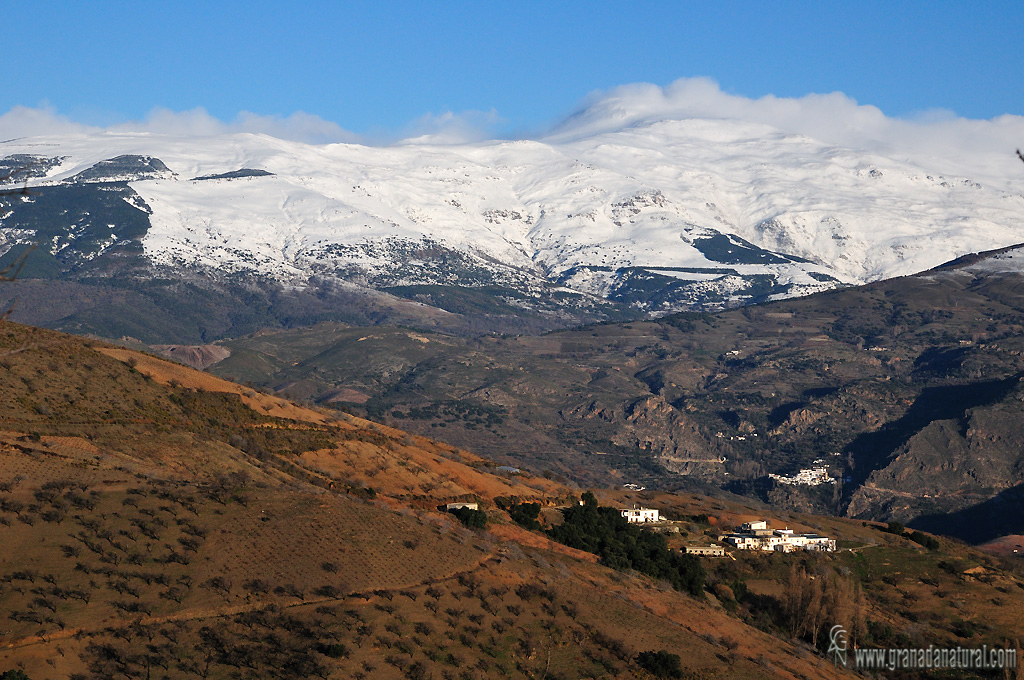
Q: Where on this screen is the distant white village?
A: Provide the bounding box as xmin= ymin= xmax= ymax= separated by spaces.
xmin=768 ymin=458 xmax=838 ymax=486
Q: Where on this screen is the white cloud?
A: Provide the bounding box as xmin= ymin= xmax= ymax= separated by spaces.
xmin=395 ymin=108 xmax=505 ymax=145
xmin=232 ymin=111 xmax=360 ymax=145
xmin=547 ymin=78 xmax=1024 ymax=187
xmin=0 ymin=103 xmax=501 ymax=147
xmin=110 ymin=107 xmax=360 ymax=145
xmin=0 ymin=104 xmax=495 ymax=147
xmin=0 ymin=106 xmax=359 ymax=146
xmin=0 ymin=105 xmax=98 ymax=140
xmin=3 ymin=83 xmax=1023 ymax=187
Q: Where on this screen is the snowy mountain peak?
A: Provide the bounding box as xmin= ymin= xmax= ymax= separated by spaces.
xmin=2 ymin=117 xmax=1023 ymax=323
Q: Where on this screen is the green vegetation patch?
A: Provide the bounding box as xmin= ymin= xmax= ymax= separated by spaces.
xmin=548 ymin=493 xmax=705 ymax=597
xmin=635 ymin=650 xmax=684 ymax=678
xmin=449 ymin=506 xmax=488 ymax=528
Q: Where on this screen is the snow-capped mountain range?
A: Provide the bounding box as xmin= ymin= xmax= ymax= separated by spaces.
xmin=3 ymin=114 xmax=1024 ymax=319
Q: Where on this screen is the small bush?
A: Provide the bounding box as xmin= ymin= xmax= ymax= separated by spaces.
xmin=316 ymin=642 xmax=350 ymax=658
xmin=907 ymin=531 xmax=940 ymax=550
xmin=885 ymin=521 xmax=905 ymax=535
xmin=635 ymin=650 xmax=683 ymax=678
xmin=315 ymin=585 xmax=343 ymax=598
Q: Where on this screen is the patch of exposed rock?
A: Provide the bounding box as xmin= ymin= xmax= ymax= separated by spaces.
xmin=152 ymin=344 xmax=231 ymax=370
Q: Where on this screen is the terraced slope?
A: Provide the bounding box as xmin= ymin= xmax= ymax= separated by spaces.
xmin=4 ymin=321 xmax=1024 ymax=680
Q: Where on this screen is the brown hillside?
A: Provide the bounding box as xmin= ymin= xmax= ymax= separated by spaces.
xmin=2 ymin=321 xmax=1022 ymax=680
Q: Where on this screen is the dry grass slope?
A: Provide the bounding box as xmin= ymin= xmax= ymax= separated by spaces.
xmin=2 ymin=322 xmax=1022 ymax=680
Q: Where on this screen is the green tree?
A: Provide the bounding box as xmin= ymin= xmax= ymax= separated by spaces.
xmin=1 ymin=671 xmax=33 ymax=680
xmin=450 ymin=506 xmax=487 ymax=528
xmin=507 ymin=502 xmax=541 ymax=530
xmin=635 ymin=650 xmax=683 ymax=678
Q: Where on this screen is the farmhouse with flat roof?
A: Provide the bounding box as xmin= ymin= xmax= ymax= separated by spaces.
xmin=685 ymin=545 xmax=726 ymax=557
xmin=722 ymin=520 xmax=835 ymax=552
xmin=620 ymin=505 xmax=660 ymax=523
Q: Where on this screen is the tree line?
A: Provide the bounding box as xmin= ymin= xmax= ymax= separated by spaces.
xmin=509 ymin=492 xmax=706 ymax=597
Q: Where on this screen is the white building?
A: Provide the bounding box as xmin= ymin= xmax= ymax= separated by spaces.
xmin=621 ymin=506 xmax=660 ymax=523
xmin=446 ymin=502 xmax=479 ymax=511
xmin=685 ymin=545 xmax=725 ymax=557
xmin=799 ymin=535 xmax=836 ymax=552
xmin=723 ymin=520 xmax=835 ymax=552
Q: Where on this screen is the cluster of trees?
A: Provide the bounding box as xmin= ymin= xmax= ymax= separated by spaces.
xmin=0 ymin=671 xmax=31 ymax=680
xmin=634 ymin=650 xmax=683 ymax=678
xmin=449 ymin=506 xmax=487 ymax=529
xmin=783 ymin=564 xmax=863 ymax=652
xmin=907 ymin=531 xmax=941 ymax=550
xmin=503 ymin=501 xmax=541 ymax=530
xmin=545 ymin=493 xmax=705 ymax=597
xmin=388 ymin=399 xmax=507 ymax=428
xmin=708 ymin=553 xmax=869 ymax=654
xmin=880 ymin=521 xmax=940 ymax=550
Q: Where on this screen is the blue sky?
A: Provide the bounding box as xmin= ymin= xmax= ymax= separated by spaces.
xmin=4 ymin=1 xmax=1022 ymax=138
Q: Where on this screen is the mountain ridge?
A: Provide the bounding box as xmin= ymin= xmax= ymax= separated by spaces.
xmin=2 ymin=116 xmax=1022 ymax=341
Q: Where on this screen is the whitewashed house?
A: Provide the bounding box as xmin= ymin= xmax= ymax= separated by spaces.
xmin=801 ymin=535 xmax=836 ymax=551
xmin=621 ymin=506 xmax=660 ymax=523
xmin=685 ymin=545 xmax=726 ymax=557
xmin=723 ymin=520 xmax=835 ymax=552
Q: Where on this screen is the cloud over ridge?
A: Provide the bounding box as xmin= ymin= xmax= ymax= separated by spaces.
xmin=0 ymin=106 xmax=359 ymax=146
xmin=3 ymin=78 xmax=1023 ymax=186
xmin=549 ymin=78 xmax=1024 ymax=187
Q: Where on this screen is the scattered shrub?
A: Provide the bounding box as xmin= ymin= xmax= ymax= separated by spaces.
xmin=635 ymin=650 xmax=683 ymax=678
xmin=316 ymin=642 xmax=350 ymax=658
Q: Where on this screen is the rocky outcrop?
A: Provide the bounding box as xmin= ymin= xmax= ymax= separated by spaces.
xmin=845 ymin=393 xmax=1024 ymax=527
xmin=152 ymin=344 xmax=231 ymax=370
xmin=562 ymin=395 xmax=724 ymax=477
